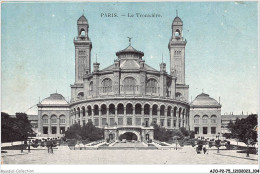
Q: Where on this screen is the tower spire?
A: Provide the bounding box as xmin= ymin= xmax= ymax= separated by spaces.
xmin=176 ymin=10 xmax=178 ymax=17
xmin=96 ymin=54 xmax=97 ymax=63
xmin=83 ymin=9 xmax=84 ymax=15
xmin=162 ymin=53 xmax=164 ymax=63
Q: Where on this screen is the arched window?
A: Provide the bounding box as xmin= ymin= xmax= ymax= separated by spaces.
xmin=89 ymin=82 xmax=93 ymax=91
xmin=77 ymin=107 xmax=80 ymax=118
xmin=135 ymin=103 xmax=141 ymax=115
xmin=117 ymin=103 xmax=124 ymax=115
xmin=194 ymin=115 xmax=200 ymax=124
xmin=173 ymin=107 xmax=177 ymax=117
xmin=60 ymin=115 xmax=66 ymax=124
xmin=101 ymin=104 xmax=107 ymax=115
xmin=146 ymin=79 xmax=158 ymax=93
xmin=178 ymin=108 xmax=182 ymax=118
xmin=82 ymin=106 xmax=85 ymax=117
xmin=202 ymin=115 xmax=208 ymax=123
xmin=126 ymin=103 xmax=133 ymax=115
xmin=123 ymin=77 xmax=136 ymax=92
xmin=102 ymin=78 xmax=112 ymax=93
xmin=144 ymin=104 xmax=150 ymax=115
xmin=167 ymin=106 xmax=172 ymax=117
xmin=80 ymin=29 xmax=86 ymax=36
xmin=176 ymin=92 xmax=182 ymax=98
xmin=51 ymin=115 xmax=57 ymax=124
xmin=175 ymin=29 xmax=181 ymax=37
xmin=211 ymin=115 xmax=217 ymax=124
xmin=73 ymin=108 xmax=76 ymax=119
xmin=77 ymin=92 xmax=84 ymax=99
xmin=42 ymin=115 xmax=48 ymax=124
xmin=152 ymin=105 xmax=158 ymax=116
xmin=160 ymin=105 xmax=165 ymax=116
xmin=109 ymin=104 xmax=115 ymax=115
xmin=87 ymin=106 xmax=92 ymax=116
xmin=94 ymin=105 xmax=99 ymax=116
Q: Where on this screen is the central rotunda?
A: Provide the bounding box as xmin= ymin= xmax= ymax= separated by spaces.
xmin=67 ymin=14 xmax=190 ymax=141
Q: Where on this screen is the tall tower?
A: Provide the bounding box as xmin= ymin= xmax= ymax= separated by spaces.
xmin=168 ymin=15 xmax=187 ymax=85
xmin=74 ymin=15 xmax=92 ymax=83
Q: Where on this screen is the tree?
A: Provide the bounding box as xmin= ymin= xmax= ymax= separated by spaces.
xmin=64 ymin=123 xmax=82 ymax=140
xmin=227 ymin=114 xmax=258 ymax=145
xmin=189 ymin=131 xmax=195 ymax=139
xmin=180 ymin=127 xmax=189 ymax=137
xmin=64 ymin=121 xmax=104 ymax=141
xmin=153 ymin=123 xmax=184 ymax=142
xmin=15 ymin=112 xmax=35 ymax=138
xmin=1 ymin=112 xmax=34 ymax=142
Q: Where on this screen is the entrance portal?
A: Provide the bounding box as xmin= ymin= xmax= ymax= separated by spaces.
xmin=119 ymin=132 xmax=137 ymax=141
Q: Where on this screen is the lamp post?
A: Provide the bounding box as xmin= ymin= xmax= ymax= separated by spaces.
xmin=21 ymin=140 xmax=24 ymax=153
xmin=246 ymin=139 xmax=250 ymax=157
xmin=216 ymin=132 xmax=220 ymax=153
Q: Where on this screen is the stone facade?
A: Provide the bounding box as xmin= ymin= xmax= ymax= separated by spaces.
xmin=67 ymin=14 xmax=190 ymax=141
xmin=190 ymin=93 xmax=221 ymax=138
xmin=37 ymin=93 xmax=70 ymax=137
xmin=34 ymin=14 xmax=226 ymax=141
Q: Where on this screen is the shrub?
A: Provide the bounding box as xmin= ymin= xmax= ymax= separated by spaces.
xmin=179 ymin=127 xmax=189 ymax=137
xmin=67 ymin=139 xmax=77 ymax=147
xmin=178 ymin=140 xmax=184 ymax=147
xmin=189 ymin=131 xmax=195 ymax=139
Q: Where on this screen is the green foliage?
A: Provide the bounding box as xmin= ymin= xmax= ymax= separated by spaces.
xmin=223 ymin=133 xmax=232 ymax=139
xmin=179 ymin=127 xmax=189 ymax=137
xmin=64 ymin=121 xmax=104 ymax=141
xmin=189 ymin=131 xmax=195 ymax=139
xmin=1 ymin=112 xmax=34 ymax=143
xmin=67 ymin=139 xmax=77 ymax=147
xmin=65 ymin=124 xmax=82 ymax=140
xmin=178 ymin=139 xmax=184 ymax=147
xmin=215 ymin=139 xmax=221 ymax=148
xmin=227 ymin=114 xmax=258 ymax=145
xmin=153 ymin=124 xmax=184 ymax=142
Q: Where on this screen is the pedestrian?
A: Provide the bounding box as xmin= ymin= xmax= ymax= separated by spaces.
xmin=50 ymin=142 xmax=54 ymax=154
xmin=202 ymin=144 xmax=207 ymax=154
xmin=28 ymin=141 xmax=31 ymax=153
xmin=195 ymin=144 xmax=200 ymax=154
xmin=46 ymin=140 xmax=50 ymax=153
xmin=205 ymin=142 xmax=209 ymax=154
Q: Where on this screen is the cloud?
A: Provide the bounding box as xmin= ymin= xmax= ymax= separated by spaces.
xmin=235 ymin=1 xmax=245 ymax=5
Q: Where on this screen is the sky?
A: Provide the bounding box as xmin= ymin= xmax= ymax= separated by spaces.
xmin=1 ymin=1 xmax=258 ymax=115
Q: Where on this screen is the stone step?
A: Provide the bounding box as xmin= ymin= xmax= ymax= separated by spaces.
xmin=97 ymin=146 xmax=158 ymax=150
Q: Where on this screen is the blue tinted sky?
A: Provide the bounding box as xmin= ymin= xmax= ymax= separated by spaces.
xmin=1 ymin=2 xmax=258 ymax=115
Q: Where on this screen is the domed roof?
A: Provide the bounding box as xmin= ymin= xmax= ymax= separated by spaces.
xmin=191 ymin=93 xmax=221 ymax=108
xmin=173 ymin=16 xmax=182 ymax=22
xmin=116 ymin=45 xmax=144 ymax=57
xmin=41 ymin=93 xmax=68 ymax=105
xmin=77 ymin=15 xmax=88 ymax=24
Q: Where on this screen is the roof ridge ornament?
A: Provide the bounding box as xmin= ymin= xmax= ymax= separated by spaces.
xmin=127 ymin=37 xmax=133 ymax=46
xmin=176 ymin=10 xmax=178 ymax=17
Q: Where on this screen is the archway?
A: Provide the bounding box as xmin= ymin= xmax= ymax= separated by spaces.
xmin=119 ymin=132 xmax=138 ymax=141
xmin=118 ymin=129 xmax=141 ymax=141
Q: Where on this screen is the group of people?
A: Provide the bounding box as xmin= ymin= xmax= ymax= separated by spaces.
xmin=195 ymin=142 xmax=209 ymax=154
